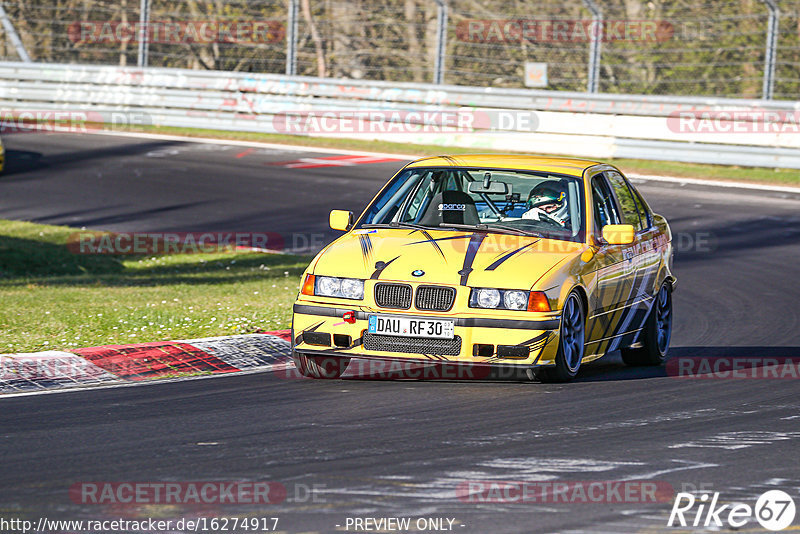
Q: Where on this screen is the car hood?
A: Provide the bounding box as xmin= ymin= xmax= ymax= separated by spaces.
xmin=311 ymin=228 xmax=584 ymax=289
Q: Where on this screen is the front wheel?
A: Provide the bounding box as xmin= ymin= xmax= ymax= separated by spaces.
xmin=621 ymin=282 xmax=673 ymax=366
xmin=539 ymin=292 xmax=585 ymax=382
xmin=292 ymin=352 xmax=350 ymax=379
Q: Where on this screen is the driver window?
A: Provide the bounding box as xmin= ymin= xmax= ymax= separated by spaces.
xmin=591 ymin=175 xmax=620 ymax=233
xmin=628 ymin=184 xmax=652 ymax=229
xmin=605 ymin=171 xmax=643 ymax=231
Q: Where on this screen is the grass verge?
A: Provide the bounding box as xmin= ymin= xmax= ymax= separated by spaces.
xmin=128 ymin=125 xmax=800 ymax=187
xmin=0 ymin=219 xmax=311 ymax=354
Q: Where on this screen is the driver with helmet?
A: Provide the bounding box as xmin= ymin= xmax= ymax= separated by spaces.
xmin=522 ymin=181 xmax=570 ymax=227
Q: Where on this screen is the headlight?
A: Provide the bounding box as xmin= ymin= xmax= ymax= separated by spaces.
xmin=476 ymin=288 xmax=501 ymax=308
xmin=316 ymin=276 xmax=341 ymax=296
xmin=303 ymin=275 xmax=364 ymax=300
xmin=340 ymin=278 xmax=365 ymax=299
xmin=470 ymin=288 xmax=551 ymax=312
xmin=503 ymin=290 xmax=528 ymax=310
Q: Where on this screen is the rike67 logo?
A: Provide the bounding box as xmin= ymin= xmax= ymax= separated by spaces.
xmin=668 ymin=490 xmax=796 ymax=530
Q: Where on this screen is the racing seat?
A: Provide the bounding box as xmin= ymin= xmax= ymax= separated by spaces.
xmin=418 ymin=190 xmax=481 ymax=226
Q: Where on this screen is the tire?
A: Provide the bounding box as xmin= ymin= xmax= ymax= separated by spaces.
xmin=621 ymin=282 xmax=673 ymax=366
xmin=292 ymin=352 xmax=350 ymax=379
xmin=539 ymin=292 xmax=585 ymax=382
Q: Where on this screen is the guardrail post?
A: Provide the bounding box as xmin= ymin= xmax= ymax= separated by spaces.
xmin=137 ymin=0 xmax=150 ymax=67
xmin=582 ymin=0 xmax=602 ymax=93
xmin=286 ymin=0 xmax=298 ymax=76
xmin=762 ymin=0 xmax=779 ymax=99
xmin=0 ymin=2 xmax=31 ymax=62
xmin=433 ymin=0 xmax=447 ymax=84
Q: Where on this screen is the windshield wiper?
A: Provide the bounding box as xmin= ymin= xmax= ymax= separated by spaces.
xmin=491 ymin=224 xmax=544 ymax=238
xmin=363 ymin=221 xmax=541 ymax=238
xmin=363 ymin=222 xmax=434 ymax=231
xmin=438 ymin=223 xmax=541 ymax=237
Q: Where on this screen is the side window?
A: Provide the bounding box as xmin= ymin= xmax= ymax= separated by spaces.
xmin=362 ymin=172 xmax=416 ymax=224
xmin=605 ymin=171 xmax=643 ymax=231
xmin=591 ymin=175 xmax=620 ymax=232
xmin=628 ymin=183 xmax=652 ymax=229
xmin=402 ymin=173 xmax=434 ymax=222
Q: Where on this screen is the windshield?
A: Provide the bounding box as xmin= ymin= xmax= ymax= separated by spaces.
xmin=357 ymin=167 xmax=586 ymax=242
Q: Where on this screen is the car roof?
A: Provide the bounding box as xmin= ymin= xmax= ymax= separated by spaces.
xmin=405 ymin=154 xmax=604 ymax=177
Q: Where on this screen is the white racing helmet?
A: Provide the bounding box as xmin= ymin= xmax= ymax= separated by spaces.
xmin=525 ymin=182 xmax=569 ymax=226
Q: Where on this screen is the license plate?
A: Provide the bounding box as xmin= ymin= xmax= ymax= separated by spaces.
xmin=368 ymin=315 xmax=454 ymax=339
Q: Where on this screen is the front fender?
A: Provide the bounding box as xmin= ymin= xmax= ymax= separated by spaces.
xmin=533 ymin=247 xmax=594 ymax=313
xmin=653 ymin=213 xmax=676 ymax=292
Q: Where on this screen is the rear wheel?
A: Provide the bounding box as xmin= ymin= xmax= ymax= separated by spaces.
xmin=621 ymin=282 xmax=673 ymax=366
xmin=539 ymin=292 xmax=585 ymax=382
xmin=292 ymin=352 xmax=350 ymax=379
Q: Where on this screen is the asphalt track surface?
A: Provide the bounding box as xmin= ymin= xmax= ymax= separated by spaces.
xmin=1 ymin=132 xmax=800 ymax=533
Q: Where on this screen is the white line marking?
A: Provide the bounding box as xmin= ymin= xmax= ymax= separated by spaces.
xmin=87 ymin=130 xmax=800 ymax=194
xmin=85 ymin=130 xmax=420 ymax=160
xmin=620 ymin=459 xmax=719 ymax=481
xmin=668 ymin=431 xmax=800 ymax=450
xmin=628 ymin=172 xmax=800 ymax=194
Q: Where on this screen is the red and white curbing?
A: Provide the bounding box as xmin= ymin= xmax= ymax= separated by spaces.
xmin=0 ymin=331 xmax=292 ymax=396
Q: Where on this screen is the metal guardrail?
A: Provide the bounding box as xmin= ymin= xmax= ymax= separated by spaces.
xmin=1 ymin=0 xmax=786 ymax=98
xmin=0 ymin=61 xmax=798 ymax=168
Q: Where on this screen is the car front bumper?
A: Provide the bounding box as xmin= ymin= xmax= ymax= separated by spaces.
xmin=292 ymin=302 xmax=562 ymax=368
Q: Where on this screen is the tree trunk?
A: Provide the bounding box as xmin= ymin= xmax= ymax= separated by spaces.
xmin=119 ymin=0 xmax=128 ymax=66
xmin=405 ymin=0 xmax=423 ymax=82
xmin=301 ymin=0 xmax=326 ymax=77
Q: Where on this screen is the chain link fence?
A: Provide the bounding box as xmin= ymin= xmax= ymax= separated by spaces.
xmin=1 ymin=0 xmax=798 ymax=99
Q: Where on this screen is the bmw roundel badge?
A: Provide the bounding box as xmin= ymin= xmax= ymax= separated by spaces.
xmin=412 ymin=269 xmax=425 ymax=277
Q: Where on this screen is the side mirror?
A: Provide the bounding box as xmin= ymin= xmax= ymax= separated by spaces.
xmin=329 ymin=210 xmax=353 ymax=232
xmin=602 ymin=224 xmax=635 ymax=245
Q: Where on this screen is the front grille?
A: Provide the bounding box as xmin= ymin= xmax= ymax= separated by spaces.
xmin=415 ymin=285 xmax=456 ymax=311
xmin=374 ymin=283 xmax=412 ymax=309
xmin=363 ymin=333 xmax=462 ymax=356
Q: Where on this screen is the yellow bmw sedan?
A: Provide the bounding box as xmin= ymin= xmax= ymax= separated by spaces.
xmin=291 ymin=155 xmax=675 ymax=382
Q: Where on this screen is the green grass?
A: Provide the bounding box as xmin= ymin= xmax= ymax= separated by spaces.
xmin=133 ymin=124 xmax=800 ymax=186
xmin=0 ymin=220 xmax=311 ymax=354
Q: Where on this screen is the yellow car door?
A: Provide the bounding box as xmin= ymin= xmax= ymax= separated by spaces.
xmin=603 ymin=170 xmax=655 ymax=351
xmin=585 ymin=171 xmax=636 ymax=358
